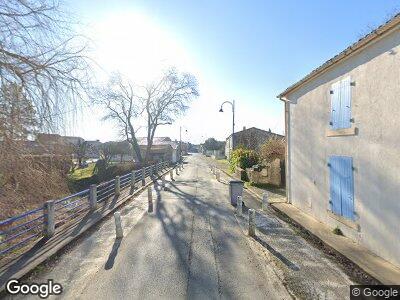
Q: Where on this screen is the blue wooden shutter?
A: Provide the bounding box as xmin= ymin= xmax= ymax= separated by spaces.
xmin=329 ymin=156 xmax=342 ymax=215
xmin=329 ymin=156 xmax=355 ymax=220
xmin=339 ymin=156 xmax=354 ymax=220
xmin=330 ymin=81 xmax=341 ymax=129
xmin=340 ymin=77 xmax=351 ymax=129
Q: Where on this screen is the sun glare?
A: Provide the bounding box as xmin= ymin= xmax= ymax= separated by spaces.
xmin=91 ymin=11 xmax=193 ymax=83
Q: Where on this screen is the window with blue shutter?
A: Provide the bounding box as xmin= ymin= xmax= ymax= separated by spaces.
xmin=329 ymin=156 xmax=355 ymax=220
xmin=330 ymin=77 xmax=352 ymax=130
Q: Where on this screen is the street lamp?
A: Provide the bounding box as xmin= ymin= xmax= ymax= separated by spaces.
xmin=219 ymin=100 xmax=235 ymax=156
xmin=180 ymin=126 xmax=188 ymax=160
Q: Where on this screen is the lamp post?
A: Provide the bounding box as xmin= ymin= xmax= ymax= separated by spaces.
xmin=219 ymin=100 xmax=235 ymax=157
xmin=180 ymin=126 xmax=188 ymax=161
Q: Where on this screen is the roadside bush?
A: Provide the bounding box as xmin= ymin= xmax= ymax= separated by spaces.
xmin=259 ymin=137 xmax=285 ymax=162
xmin=229 ymin=148 xmax=259 ymax=172
xmin=0 ymin=141 xmax=70 ymax=219
xmin=69 ymin=161 xmax=135 ymax=192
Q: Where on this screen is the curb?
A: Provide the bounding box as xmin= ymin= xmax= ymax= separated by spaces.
xmin=214 ymin=163 xmax=384 ymax=285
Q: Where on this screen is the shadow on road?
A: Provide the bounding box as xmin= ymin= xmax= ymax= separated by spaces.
xmin=105 ymin=238 xmax=122 ymax=270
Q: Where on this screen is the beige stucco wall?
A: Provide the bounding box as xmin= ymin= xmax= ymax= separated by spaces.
xmin=285 ymin=26 xmax=400 ymax=267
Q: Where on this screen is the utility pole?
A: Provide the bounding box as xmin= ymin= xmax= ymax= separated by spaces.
xmin=179 ymin=126 xmax=188 ymax=161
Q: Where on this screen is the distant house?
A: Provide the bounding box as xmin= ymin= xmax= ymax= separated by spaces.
xmin=278 ymin=14 xmax=400 ymax=268
xmin=136 ymin=137 xmax=179 ymax=163
xmin=36 ymin=133 xmax=83 ymax=146
xmin=86 ymin=140 xmax=102 ymax=159
xmin=225 ymin=126 xmax=283 ymax=158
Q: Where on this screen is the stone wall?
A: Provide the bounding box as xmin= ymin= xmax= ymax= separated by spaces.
xmin=246 ymin=158 xmax=282 ymax=186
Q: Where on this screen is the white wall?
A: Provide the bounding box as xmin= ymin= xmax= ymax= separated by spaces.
xmin=286 ymin=26 xmax=400 ymax=267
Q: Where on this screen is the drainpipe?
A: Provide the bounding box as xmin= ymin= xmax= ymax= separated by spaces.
xmin=280 ymin=96 xmax=291 ymax=204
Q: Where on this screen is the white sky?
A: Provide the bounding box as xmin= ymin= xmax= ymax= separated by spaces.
xmin=69 ymin=10 xmax=284 ymax=144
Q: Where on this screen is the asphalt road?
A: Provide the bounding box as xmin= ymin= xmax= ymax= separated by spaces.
xmin=66 ymin=154 xmax=288 ymax=299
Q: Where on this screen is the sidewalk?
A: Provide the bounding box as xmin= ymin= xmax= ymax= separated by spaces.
xmin=0 ymin=168 xmax=171 ymax=292
xmin=209 ymin=155 xmax=400 ymax=285
xmin=18 ymin=154 xmax=291 ymax=299
xmin=271 ymin=202 xmax=400 ymax=285
xmin=214 ymin=166 xmax=355 ymax=299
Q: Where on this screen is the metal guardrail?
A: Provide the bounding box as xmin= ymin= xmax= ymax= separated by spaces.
xmin=0 ymin=161 xmax=170 ymax=259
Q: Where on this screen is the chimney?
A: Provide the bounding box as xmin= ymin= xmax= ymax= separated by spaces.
xmin=243 ymin=126 xmax=246 ymax=131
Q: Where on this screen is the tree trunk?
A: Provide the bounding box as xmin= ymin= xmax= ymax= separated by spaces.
xmin=129 ymin=138 xmax=143 ymax=166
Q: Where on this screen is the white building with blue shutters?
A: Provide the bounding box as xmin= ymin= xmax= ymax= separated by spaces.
xmin=277 ymin=14 xmax=400 ymax=268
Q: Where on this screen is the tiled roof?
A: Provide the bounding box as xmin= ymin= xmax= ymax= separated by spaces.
xmin=136 ymin=137 xmax=178 ymax=149
xmin=226 ymin=127 xmax=284 ymax=139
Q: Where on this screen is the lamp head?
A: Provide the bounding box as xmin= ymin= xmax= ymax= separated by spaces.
xmin=219 ymin=107 xmax=223 ymax=112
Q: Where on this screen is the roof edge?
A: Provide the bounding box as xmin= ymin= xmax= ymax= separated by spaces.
xmin=277 ymin=14 xmax=400 ymax=99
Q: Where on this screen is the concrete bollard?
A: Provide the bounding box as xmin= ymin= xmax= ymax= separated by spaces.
xmin=248 ymin=209 xmax=256 ymax=237
xmin=114 ymin=212 xmax=123 ymax=239
xmin=236 ymin=196 xmax=243 ymax=217
xmin=130 ymin=171 xmax=136 ymax=194
xmin=141 ymin=167 xmax=146 ymax=186
xmin=147 ymin=187 xmax=153 ymax=213
xmin=44 ymin=200 xmax=55 ymax=238
xmin=170 ymin=169 xmax=174 ymax=181
xmin=216 ymin=170 xmax=220 ymax=181
xmin=89 ymin=184 xmax=97 ymax=211
xmin=262 ymin=192 xmax=269 ymax=210
xmin=115 ymin=176 xmax=121 ymax=196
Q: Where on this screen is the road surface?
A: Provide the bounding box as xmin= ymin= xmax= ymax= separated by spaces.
xmin=69 ymin=154 xmax=289 ymax=299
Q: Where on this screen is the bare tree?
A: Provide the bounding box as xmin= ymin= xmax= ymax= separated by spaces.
xmin=72 ymin=139 xmax=88 ymax=167
xmin=0 ymin=0 xmax=91 ymax=132
xmin=95 ymin=68 xmax=199 ymax=165
xmin=94 ymin=74 xmax=144 ymax=163
xmin=0 ymin=83 xmax=37 ymax=140
xmin=141 ymin=68 xmax=199 ymax=162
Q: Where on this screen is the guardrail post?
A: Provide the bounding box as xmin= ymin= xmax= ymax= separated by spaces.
xmin=148 ymin=187 xmax=153 ymax=213
xmin=89 ymin=184 xmax=97 ymax=211
xmin=130 ymin=171 xmax=136 ymax=194
xmin=236 ymin=196 xmax=242 ymax=217
xmin=114 ymin=212 xmax=123 ymax=239
xmin=248 ymin=209 xmax=256 ymax=237
xmin=216 ymin=170 xmax=220 ymax=181
xmin=142 ymin=167 xmax=145 ymax=186
xmin=170 ymin=169 xmax=174 ymax=181
xmin=175 ymin=167 xmax=179 ymax=175
xmin=44 ymin=200 xmax=55 ymax=238
xmin=262 ymin=192 xmax=269 ymax=210
xmin=115 ymin=176 xmax=121 ymax=196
